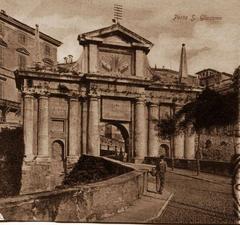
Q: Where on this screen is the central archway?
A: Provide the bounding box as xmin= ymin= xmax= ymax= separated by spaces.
xmin=100 ymin=122 xmax=131 ymax=162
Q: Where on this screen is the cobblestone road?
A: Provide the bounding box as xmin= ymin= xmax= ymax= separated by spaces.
xmin=151 ymin=172 xmax=234 ymax=224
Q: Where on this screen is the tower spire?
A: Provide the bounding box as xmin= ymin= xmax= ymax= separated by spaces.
xmin=179 ymin=43 xmax=188 ymax=83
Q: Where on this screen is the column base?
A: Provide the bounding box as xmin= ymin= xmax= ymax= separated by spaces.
xmin=134 ymin=158 xmax=144 ymax=164
xmin=36 ymin=156 xmax=51 ymax=164
xmin=67 ymin=155 xmax=80 ymax=164
xmin=23 ymin=154 xmax=36 ymax=162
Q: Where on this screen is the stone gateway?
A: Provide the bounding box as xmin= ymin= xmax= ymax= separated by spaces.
xmin=15 ymin=23 xmax=201 ymax=193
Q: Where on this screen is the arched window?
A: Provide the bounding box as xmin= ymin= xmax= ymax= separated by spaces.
xmin=160 ymin=144 xmax=170 ymax=157
xmin=52 ymin=140 xmax=64 ymax=161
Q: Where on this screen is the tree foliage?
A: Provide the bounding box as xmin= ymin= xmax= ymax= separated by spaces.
xmin=158 ymin=116 xmax=176 ymax=140
xmin=158 ymin=88 xmax=238 ymax=137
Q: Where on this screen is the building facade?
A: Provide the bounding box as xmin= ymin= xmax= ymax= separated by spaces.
xmin=196 ymin=68 xmax=233 ymax=93
xmin=0 ymin=10 xmax=61 ymax=129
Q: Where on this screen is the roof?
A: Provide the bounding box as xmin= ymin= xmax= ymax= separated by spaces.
xmin=0 ymin=10 xmax=62 ymax=47
xmin=196 ymin=68 xmax=221 ymax=75
xmin=151 ymin=67 xmax=199 ymax=87
xmin=78 ymin=22 xmax=153 ymax=50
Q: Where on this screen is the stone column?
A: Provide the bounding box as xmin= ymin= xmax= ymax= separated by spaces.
xmin=148 ymin=103 xmax=159 ymax=157
xmin=174 ymin=132 xmax=185 ymax=158
xmin=88 ymin=95 xmax=100 ymax=156
xmin=184 ymin=124 xmax=196 ymax=159
xmin=37 ymin=95 xmax=49 ymax=159
xmin=135 ymin=97 xmax=147 ymax=162
xmin=23 ymin=93 xmax=34 ymax=161
xmin=68 ymin=97 xmax=79 ymax=162
xmin=81 ymin=98 xmax=88 ymax=154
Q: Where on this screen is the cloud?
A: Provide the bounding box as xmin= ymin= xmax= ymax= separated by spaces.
xmin=148 ymin=20 xmax=240 ymax=74
xmin=1 ymin=0 xmax=239 ymax=73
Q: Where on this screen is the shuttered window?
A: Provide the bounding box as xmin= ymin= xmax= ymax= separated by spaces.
xmin=0 ymin=82 xmax=3 ymax=99
xmin=45 ymin=45 xmax=51 ymax=56
xmin=18 ymin=54 xmax=26 ymax=69
xmin=0 ymin=23 xmax=3 ymax=35
xmin=18 ymin=33 xmax=26 ymax=45
xmin=0 ymin=47 xmax=3 ymax=67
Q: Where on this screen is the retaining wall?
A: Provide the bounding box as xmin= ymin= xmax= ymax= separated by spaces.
xmin=144 ymin=157 xmax=231 ymax=176
xmin=0 ymin=168 xmax=147 ymax=222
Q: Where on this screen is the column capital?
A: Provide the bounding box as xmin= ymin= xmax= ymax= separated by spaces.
xmin=136 ymin=96 xmax=146 ymax=104
xmin=38 ymin=94 xmax=49 ymax=100
xmin=148 ymin=102 xmax=158 ymax=107
xmin=69 ymin=96 xmax=79 ymax=102
xmin=88 ymin=93 xmax=100 ymax=100
xmin=23 ymin=93 xmax=34 ymax=98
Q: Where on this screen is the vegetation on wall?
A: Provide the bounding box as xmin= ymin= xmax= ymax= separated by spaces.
xmin=0 ymin=127 xmax=24 ymax=198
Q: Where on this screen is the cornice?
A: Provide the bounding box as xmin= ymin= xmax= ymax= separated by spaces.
xmin=0 ymin=13 xmax=62 ymax=47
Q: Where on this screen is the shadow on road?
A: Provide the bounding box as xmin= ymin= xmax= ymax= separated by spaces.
xmin=169 ymin=199 xmax=233 ymax=219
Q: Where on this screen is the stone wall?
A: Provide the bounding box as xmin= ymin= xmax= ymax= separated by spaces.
xmin=199 ymin=133 xmax=234 ymax=161
xmin=0 ymin=169 xmax=147 ymax=222
xmin=144 ymin=157 xmax=231 ymax=176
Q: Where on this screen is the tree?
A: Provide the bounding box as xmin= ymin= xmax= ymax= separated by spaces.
xmin=158 ymin=88 xmax=238 ymax=173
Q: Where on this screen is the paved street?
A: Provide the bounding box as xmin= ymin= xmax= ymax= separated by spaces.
xmin=151 ymin=172 xmax=234 ymax=224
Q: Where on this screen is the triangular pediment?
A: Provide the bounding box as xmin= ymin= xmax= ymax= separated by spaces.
xmin=78 ymin=23 xmax=153 ymax=48
xmin=16 ymin=47 xmax=30 ymax=56
xmin=102 ymin=33 xmax=133 ymax=45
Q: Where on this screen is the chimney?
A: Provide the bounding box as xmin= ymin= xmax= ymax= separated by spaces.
xmin=179 ymin=43 xmax=188 ymax=83
xmin=64 ymin=57 xmax=68 ymax=64
xmin=68 ymin=55 xmax=73 ymax=63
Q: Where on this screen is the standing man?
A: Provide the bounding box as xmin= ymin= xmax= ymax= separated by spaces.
xmin=154 ymin=155 xmax=167 ymax=194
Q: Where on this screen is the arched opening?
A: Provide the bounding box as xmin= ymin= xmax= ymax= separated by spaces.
xmin=160 ymin=144 xmax=170 ymax=157
xmin=52 ymin=140 xmax=64 ymax=160
xmin=51 ymin=140 xmax=66 ymax=187
xmin=100 ymin=122 xmax=131 ymax=162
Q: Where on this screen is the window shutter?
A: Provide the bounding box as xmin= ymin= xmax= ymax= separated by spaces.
xmin=0 ymin=82 xmax=2 ymax=99
xmin=18 ymin=55 xmax=26 ymax=69
xmin=0 ymin=47 xmax=3 ymax=67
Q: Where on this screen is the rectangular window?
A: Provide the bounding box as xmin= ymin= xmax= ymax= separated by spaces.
xmin=0 ymin=23 xmax=3 ymax=35
xmin=0 ymin=82 xmax=3 ymax=99
xmin=18 ymin=33 xmax=26 ymax=45
xmin=18 ymin=55 xmax=26 ymax=69
xmin=45 ymin=45 xmax=51 ymax=56
xmin=0 ymin=47 xmax=3 ymax=67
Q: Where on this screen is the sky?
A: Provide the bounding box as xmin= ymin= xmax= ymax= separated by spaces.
xmin=1 ymin=0 xmax=240 ymax=74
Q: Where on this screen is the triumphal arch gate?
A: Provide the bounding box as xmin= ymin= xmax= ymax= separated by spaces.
xmin=15 ymin=23 xmax=200 ymax=193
